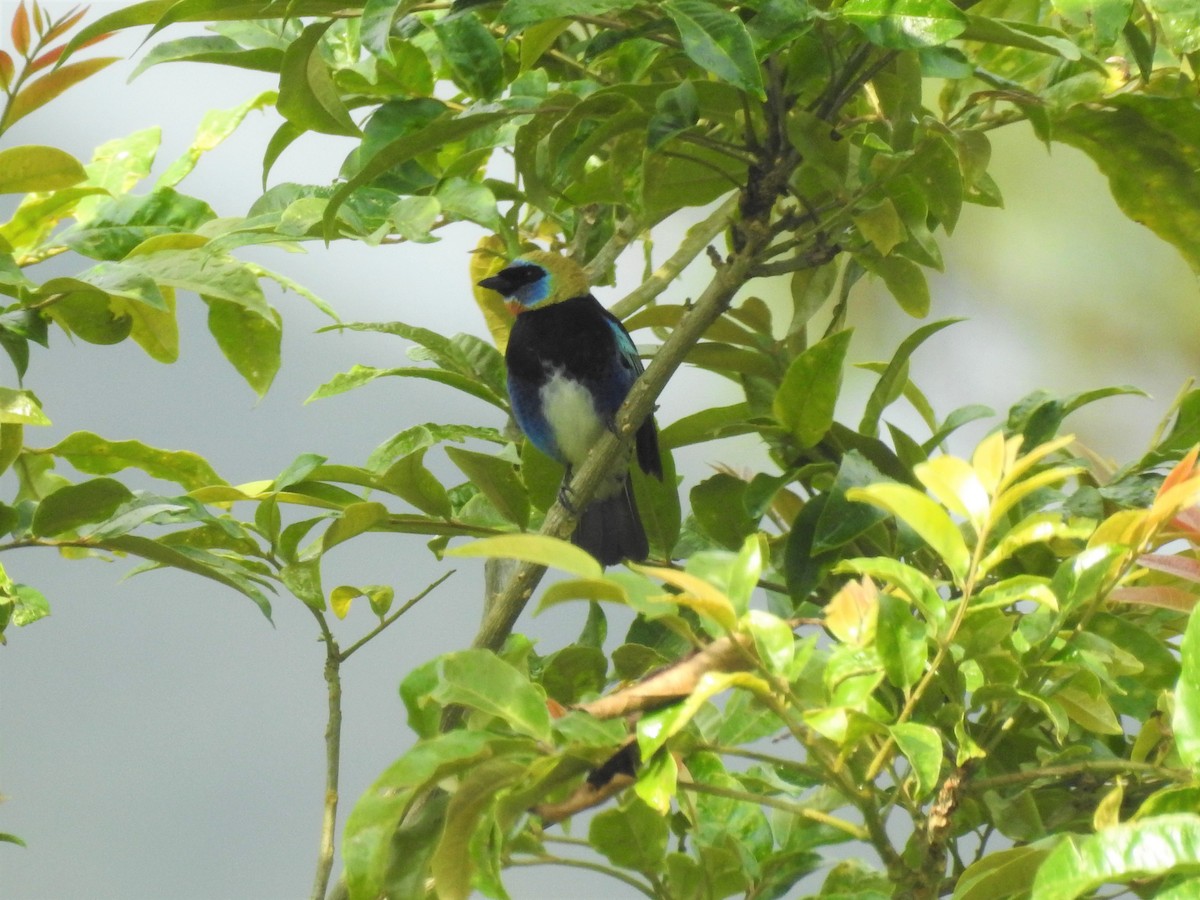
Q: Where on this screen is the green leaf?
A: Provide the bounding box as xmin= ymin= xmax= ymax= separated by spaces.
xmin=45 ymin=432 xmax=225 ymax=494
xmin=204 ymin=297 xmax=281 ymax=397
xmin=432 ymin=649 xmax=551 ymax=741
xmin=111 ymin=288 xmax=178 ymax=364
xmin=889 ymin=722 xmax=941 ymax=799
xmin=843 ymin=0 xmax=966 ymax=49
xmin=0 ymin=145 xmax=86 ymax=193
xmin=744 ymin=608 xmax=795 ymax=675
xmin=444 ymin=446 xmax=530 ymax=529
xmin=10 ymin=583 xmax=50 ymax=628
xmin=876 ymin=591 xmax=926 ymax=688
xmin=852 ymin=199 xmax=906 ymax=255
xmin=540 ymin=644 xmax=607 ymax=703
xmin=322 ymin=501 xmax=390 ymax=553
xmin=498 ymin=0 xmax=642 ymax=31
xmin=590 ymin=798 xmax=670 ymax=874
xmin=659 ymin=403 xmax=754 ymax=449
xmin=380 ymin=448 xmax=453 ymax=517
xmin=773 ymin=329 xmax=853 ymax=448
xmin=1030 ymin=814 xmax=1200 ymax=900
xmin=1175 ymin=600 xmax=1200 ymax=770
xmin=860 ymin=319 xmax=962 ymax=436
xmin=157 ymin=90 xmax=278 ymax=189
xmin=813 ymin=451 xmax=891 ymax=553
xmin=434 ymin=12 xmax=505 ymax=101
xmin=63 ymin=189 xmax=216 ymax=261
xmin=953 ymin=845 xmax=1051 ymax=900
xmin=1056 ymin=97 xmax=1200 ymax=273
xmin=642 ymin=146 xmax=742 ymax=217
xmin=1141 ymin=0 xmax=1200 ymax=53
xmin=342 ymin=731 xmax=491 ymax=898
xmin=31 ymin=478 xmax=134 ymax=537
xmin=632 ymin=442 xmax=681 ymax=560
xmin=130 ymin=36 xmax=285 ymax=80
xmin=101 ymin=534 xmax=273 ymax=619
xmin=690 ymin=472 xmax=756 ymax=549
xmin=663 ymin=0 xmax=765 ymax=98
xmin=860 ymin=253 xmax=931 ymax=317
xmin=368 ymin=422 xmax=504 ymax=471
xmin=435 ymin=177 xmax=502 ymax=232
xmin=69 ymin=0 xmax=353 ymax=46
xmin=277 ymin=20 xmax=360 ymax=137
xmin=961 ymin=15 xmax=1086 ymax=60
xmin=430 ymin=757 xmax=527 ymax=900
xmin=307 ymin=364 xmax=506 ymax=410
xmin=282 ymin=558 xmax=324 ymax=611
xmin=325 ymin=107 xmax=512 ymax=235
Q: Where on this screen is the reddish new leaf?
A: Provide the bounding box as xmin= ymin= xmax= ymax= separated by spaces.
xmin=11 ymin=2 xmax=30 ymax=57
xmin=42 ymin=6 xmax=89 ymax=44
xmin=6 ymin=55 xmax=118 ymax=126
xmin=1109 ymin=585 xmax=1199 ymax=612
xmin=1139 ymin=552 xmax=1200 ymax=584
xmin=28 ymin=43 xmax=65 ymax=73
xmin=0 ymin=51 xmax=13 ymax=90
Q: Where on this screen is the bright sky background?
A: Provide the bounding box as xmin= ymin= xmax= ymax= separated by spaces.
xmin=2 ymin=4 xmax=1196 ymax=898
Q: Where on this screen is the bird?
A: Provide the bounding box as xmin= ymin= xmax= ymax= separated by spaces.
xmin=477 ymin=250 xmax=662 ymax=566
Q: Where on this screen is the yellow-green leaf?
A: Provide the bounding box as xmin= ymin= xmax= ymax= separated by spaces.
xmin=448 ymin=534 xmax=603 ymax=579
xmin=0 ymin=145 xmax=86 ymax=193
xmin=848 ymin=482 xmax=971 ymax=584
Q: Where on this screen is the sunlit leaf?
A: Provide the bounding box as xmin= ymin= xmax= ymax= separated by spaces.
xmin=1175 ymin=601 xmax=1200 ymax=770
xmin=843 ymin=0 xmax=966 ymax=49
xmin=0 ymin=387 xmax=49 ymax=425
xmin=1030 ymin=814 xmax=1200 ymax=899
xmin=825 ymin=576 xmax=879 ymax=645
xmin=848 ymin=482 xmax=971 ymax=584
xmin=448 ymin=534 xmax=603 ymax=579
xmin=890 ymin=722 xmax=941 ymax=798
xmin=632 ymin=562 xmax=738 ymax=631
xmin=0 ymin=145 xmax=86 ymax=193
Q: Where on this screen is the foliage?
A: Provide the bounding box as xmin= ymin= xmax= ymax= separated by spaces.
xmin=5 ymin=0 xmax=1200 ymax=899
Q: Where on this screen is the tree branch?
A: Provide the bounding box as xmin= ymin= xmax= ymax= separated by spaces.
xmin=610 ymin=193 xmax=741 ymax=320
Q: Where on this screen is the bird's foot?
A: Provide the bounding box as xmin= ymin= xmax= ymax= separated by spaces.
xmin=557 ymin=483 xmax=578 ymax=514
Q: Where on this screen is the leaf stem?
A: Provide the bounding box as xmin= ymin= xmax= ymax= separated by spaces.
xmin=506 ymin=854 xmax=658 ymax=898
xmin=679 ymin=779 xmax=869 ymax=841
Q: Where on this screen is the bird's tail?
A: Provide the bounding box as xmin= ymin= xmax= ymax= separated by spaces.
xmin=573 ymin=477 xmax=648 ymax=567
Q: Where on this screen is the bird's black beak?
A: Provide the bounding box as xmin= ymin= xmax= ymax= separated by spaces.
xmin=477 ymin=273 xmax=513 ymax=295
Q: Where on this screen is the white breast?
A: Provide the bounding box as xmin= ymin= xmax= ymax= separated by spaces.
xmin=540 ymin=370 xmax=604 ymax=467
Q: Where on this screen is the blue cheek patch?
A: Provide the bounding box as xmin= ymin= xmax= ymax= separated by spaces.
xmin=516 ymin=276 xmax=551 ymax=308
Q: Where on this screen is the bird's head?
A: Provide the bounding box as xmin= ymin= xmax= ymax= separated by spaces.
xmin=477 ymin=250 xmax=589 ymax=315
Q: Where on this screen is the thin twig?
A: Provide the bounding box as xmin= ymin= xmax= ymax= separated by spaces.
xmin=308 ymin=611 xmax=342 ymax=900
xmin=338 ymin=570 xmax=454 ymax=661
xmin=679 ymin=780 xmax=869 ymax=841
